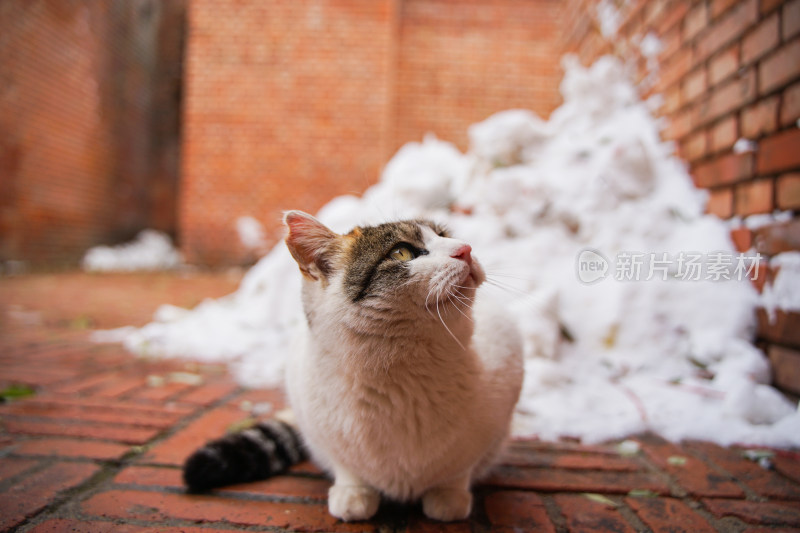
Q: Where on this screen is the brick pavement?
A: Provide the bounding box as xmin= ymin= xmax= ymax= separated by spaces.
xmin=1 ymin=272 xmax=800 ymax=532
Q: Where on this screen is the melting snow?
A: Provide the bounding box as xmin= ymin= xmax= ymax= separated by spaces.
xmin=236 ymin=216 xmax=268 ymax=252
xmin=94 ymin=56 xmax=800 ymax=447
xmin=595 ymin=0 xmax=623 ymax=38
xmin=82 ymin=230 xmax=182 ymax=272
xmin=733 ymin=138 xmax=758 ymax=154
xmin=762 ymin=252 xmax=800 ymax=318
xmin=736 ymin=210 xmax=795 ymax=230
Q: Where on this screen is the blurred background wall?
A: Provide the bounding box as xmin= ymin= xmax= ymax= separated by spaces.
xmin=0 ymin=0 xmax=563 ymax=268
xmin=1 ymin=0 xmax=797 ymax=268
xmin=180 ymin=0 xmax=564 ymax=265
xmin=0 ymin=0 xmax=185 ymax=267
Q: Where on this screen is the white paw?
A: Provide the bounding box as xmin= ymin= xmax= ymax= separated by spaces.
xmin=422 ymin=487 xmax=473 ymax=521
xmin=328 ymin=485 xmax=380 ymax=521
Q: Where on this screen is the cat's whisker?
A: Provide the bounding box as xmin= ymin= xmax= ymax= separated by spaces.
xmin=446 ymin=289 xmax=473 ymax=323
xmin=485 ymin=271 xmax=536 ymax=282
xmin=483 ymin=278 xmax=530 ymax=296
xmin=435 ymin=298 xmax=466 ymax=351
xmin=424 ymin=284 xmax=436 ymax=311
xmin=454 ymin=289 xmax=475 ymax=307
xmin=450 ymin=288 xmax=474 ymax=310
xmin=452 ymin=302 xmax=473 ymax=323
xmin=450 ymin=292 xmax=477 ymax=317
xmin=485 ymin=275 xmax=528 ymax=289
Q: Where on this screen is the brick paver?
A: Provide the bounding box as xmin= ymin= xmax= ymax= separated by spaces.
xmin=1 ymin=272 xmax=799 ymax=532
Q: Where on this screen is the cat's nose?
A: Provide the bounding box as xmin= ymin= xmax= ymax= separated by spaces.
xmin=451 ymin=244 xmax=472 ymax=265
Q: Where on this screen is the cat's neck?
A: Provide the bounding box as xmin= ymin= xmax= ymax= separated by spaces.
xmin=312 ymin=308 xmax=477 ymax=376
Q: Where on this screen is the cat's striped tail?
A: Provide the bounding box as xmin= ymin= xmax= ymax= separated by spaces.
xmin=182 ymin=419 xmax=307 ymax=492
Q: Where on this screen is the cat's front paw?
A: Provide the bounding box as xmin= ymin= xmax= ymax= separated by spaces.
xmin=422 ymin=487 xmax=473 ymax=521
xmin=328 ymin=485 xmax=380 ymax=521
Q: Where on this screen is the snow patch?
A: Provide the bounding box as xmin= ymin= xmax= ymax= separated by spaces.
xmin=639 ymin=32 xmax=663 ymax=59
xmin=82 ymin=230 xmax=182 ymax=272
xmin=761 ymin=252 xmax=800 ymax=318
xmin=733 ymin=138 xmax=758 ymax=154
xmin=236 ymin=216 xmax=267 ymax=252
xmin=94 ymin=56 xmax=800 ymax=447
xmin=739 ymin=210 xmax=795 ymax=230
xmin=636 ymin=32 xmax=663 ymax=91
xmin=596 ymin=0 xmax=623 ymax=38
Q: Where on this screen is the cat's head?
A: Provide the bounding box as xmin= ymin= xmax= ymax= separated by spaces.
xmin=284 ymin=210 xmax=485 ymax=334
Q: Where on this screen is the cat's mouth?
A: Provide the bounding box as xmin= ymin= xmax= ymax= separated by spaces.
xmin=461 ymin=260 xmax=485 ymax=288
xmin=423 ymin=259 xmax=485 ymax=310
xmin=451 ymin=261 xmax=479 ymax=291
xmin=461 ymin=269 xmax=477 ymax=287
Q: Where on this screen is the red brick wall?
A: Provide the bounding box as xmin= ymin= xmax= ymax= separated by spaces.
xmin=8 ymin=1 xmax=793 ymax=272
xmin=180 ymin=0 xmax=394 ymax=265
xmin=181 ymin=0 xmax=565 ymax=265
xmin=393 ymin=0 xmax=563 ymax=153
xmin=0 ymin=0 xmax=184 ymax=268
xmin=565 ymin=0 xmax=800 ymax=394
xmin=564 ymin=0 xmax=800 ymax=218
xmin=0 ymin=2 xmax=115 ymax=266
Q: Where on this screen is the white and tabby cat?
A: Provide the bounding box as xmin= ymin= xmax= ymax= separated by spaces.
xmin=184 ymin=211 xmax=524 ymax=522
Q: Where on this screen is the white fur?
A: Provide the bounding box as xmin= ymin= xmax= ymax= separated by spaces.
xmin=285 ymin=217 xmax=524 ymax=522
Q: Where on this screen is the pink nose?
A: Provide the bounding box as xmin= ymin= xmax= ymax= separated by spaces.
xmin=451 ymin=244 xmax=472 ymax=265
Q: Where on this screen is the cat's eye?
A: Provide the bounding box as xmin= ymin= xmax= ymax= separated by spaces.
xmin=389 ymin=244 xmax=417 ymax=262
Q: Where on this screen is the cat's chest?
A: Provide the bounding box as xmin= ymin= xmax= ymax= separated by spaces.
xmin=338 ymin=361 xmax=477 ymax=438
xmin=302 ymin=339 xmax=484 ymax=444
xmin=321 ymin=363 xmax=490 ymax=493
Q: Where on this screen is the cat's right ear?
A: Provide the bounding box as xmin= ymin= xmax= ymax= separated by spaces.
xmin=284 ymin=211 xmax=339 ymax=281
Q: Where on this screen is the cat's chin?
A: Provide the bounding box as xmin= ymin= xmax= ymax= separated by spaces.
xmin=461 ymin=272 xmax=478 ymax=288
xmin=462 ymin=263 xmax=485 ymax=288
xmin=423 ymin=278 xmax=479 ymax=312
xmin=424 ymin=287 xmax=473 ymax=311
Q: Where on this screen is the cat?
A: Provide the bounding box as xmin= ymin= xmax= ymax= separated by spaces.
xmin=184 ymin=210 xmax=524 ymax=522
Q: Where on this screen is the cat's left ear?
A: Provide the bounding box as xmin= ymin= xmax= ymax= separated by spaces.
xmin=284 ymin=211 xmax=340 ymax=281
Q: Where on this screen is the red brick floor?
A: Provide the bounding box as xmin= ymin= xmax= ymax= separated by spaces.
xmin=1 ymin=272 xmax=800 ymax=532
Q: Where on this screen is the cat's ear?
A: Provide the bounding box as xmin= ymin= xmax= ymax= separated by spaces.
xmin=284 ymin=211 xmax=339 ymax=281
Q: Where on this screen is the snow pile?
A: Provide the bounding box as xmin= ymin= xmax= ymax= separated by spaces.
xmin=728 ymin=212 xmax=800 ymax=318
xmin=731 ymin=210 xmax=794 ymax=230
xmin=636 ymin=32 xmax=663 ymax=91
xmin=762 ymin=252 xmax=800 ymax=316
xmin=236 ymin=216 xmax=268 ymax=253
xmin=82 ymin=230 xmax=182 ymax=272
xmin=733 ymin=138 xmax=758 ymax=154
xmin=595 ymin=0 xmax=622 ymax=38
xmin=96 ymin=56 xmax=799 ymax=447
